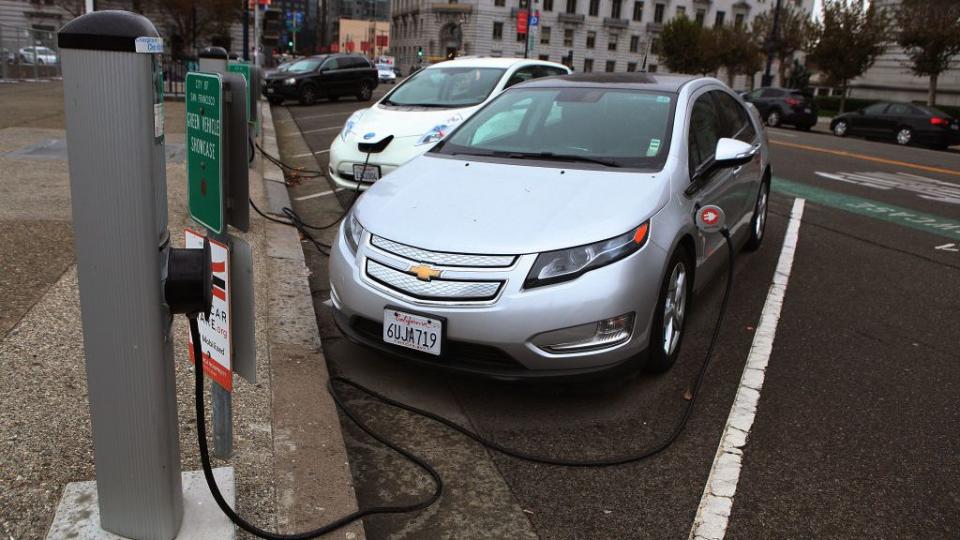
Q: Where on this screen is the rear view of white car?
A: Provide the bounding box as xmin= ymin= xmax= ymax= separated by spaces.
xmin=328 ymin=57 xmax=570 ymax=189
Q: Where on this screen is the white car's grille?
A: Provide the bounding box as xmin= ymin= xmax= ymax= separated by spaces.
xmin=370 ymin=235 xmax=516 ymax=268
xmin=365 ymin=260 xmax=502 ymax=301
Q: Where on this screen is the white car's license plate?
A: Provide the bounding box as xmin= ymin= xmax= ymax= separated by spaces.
xmin=353 ymin=164 xmax=381 ymax=182
xmin=383 ymin=309 xmax=443 ymax=356
xmin=266 ymin=87 xmax=274 ymax=94
xmin=804 ymin=107 xmax=812 ymax=113
xmin=951 ymin=124 xmax=958 ymax=130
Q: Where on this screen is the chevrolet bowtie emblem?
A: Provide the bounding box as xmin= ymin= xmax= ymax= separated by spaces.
xmin=409 ymin=264 xmax=441 ymax=282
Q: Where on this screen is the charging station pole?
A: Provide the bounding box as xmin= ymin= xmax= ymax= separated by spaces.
xmin=58 ymin=11 xmax=182 ymax=539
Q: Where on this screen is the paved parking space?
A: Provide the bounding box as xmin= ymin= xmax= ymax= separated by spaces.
xmin=270 ymin=96 xmax=960 ymax=538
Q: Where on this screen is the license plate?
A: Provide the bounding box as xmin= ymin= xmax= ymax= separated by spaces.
xmin=804 ymin=107 xmax=812 ymax=113
xmin=383 ymin=309 xmax=443 ymax=356
xmin=353 ymin=164 xmax=381 ymax=182
xmin=951 ymin=124 xmax=958 ymax=130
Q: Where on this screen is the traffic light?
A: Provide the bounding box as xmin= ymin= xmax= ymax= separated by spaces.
xmin=262 ymin=9 xmax=281 ymax=47
xmin=417 ymin=46 xmax=423 ymax=58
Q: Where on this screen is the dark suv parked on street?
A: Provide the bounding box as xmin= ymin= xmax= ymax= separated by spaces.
xmin=264 ymin=54 xmax=378 ymax=105
xmin=742 ymin=87 xmax=817 ymax=130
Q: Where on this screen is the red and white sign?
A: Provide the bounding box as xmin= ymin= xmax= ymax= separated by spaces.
xmin=517 ymin=10 xmax=528 ymax=33
xmin=696 ymin=204 xmax=726 ymax=233
xmin=185 ymin=229 xmax=233 ymax=391
xmin=701 ymin=208 xmax=719 ymax=226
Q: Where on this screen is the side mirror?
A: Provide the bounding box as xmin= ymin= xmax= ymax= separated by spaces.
xmin=714 ymin=138 xmax=755 ymax=168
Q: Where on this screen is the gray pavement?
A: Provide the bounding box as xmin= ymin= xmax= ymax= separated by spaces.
xmin=275 ymin=93 xmax=960 ymax=539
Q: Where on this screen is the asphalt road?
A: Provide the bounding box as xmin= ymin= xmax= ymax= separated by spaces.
xmin=271 ymin=92 xmax=960 ymax=539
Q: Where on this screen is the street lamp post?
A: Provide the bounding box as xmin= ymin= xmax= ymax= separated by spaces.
xmin=761 ymin=0 xmax=782 ymax=87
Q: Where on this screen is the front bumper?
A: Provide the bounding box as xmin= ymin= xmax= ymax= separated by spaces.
xmin=328 ymin=133 xmax=427 ymax=190
xmin=328 ymin=224 xmax=667 ymax=379
xmin=264 ymin=82 xmax=299 ymax=100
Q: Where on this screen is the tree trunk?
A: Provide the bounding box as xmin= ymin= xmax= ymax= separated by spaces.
xmin=727 ymin=67 xmax=735 ymax=87
xmin=928 ymin=73 xmax=938 ymax=106
xmin=839 ymin=81 xmax=848 ymax=114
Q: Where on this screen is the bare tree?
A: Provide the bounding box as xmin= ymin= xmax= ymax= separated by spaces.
xmin=751 ymin=3 xmax=818 ymax=83
xmin=896 ymin=0 xmax=960 ymax=106
xmin=51 ymin=0 xmax=86 ymax=18
xmin=143 ymin=0 xmax=240 ymax=58
xmin=808 ymin=0 xmax=889 ymax=113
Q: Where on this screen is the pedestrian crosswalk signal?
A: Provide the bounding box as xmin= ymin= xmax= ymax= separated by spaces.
xmin=417 ymin=46 xmax=423 ymax=58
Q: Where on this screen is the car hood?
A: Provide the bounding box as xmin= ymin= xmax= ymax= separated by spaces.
xmin=349 ymin=104 xmax=476 ymax=139
xmin=354 ymin=155 xmax=671 ymax=254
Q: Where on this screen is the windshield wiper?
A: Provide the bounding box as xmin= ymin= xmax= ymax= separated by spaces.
xmin=492 ymin=151 xmax=621 ymax=168
xmin=393 ymin=102 xmax=451 ymax=108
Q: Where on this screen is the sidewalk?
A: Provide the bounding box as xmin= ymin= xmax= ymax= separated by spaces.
xmin=0 ymin=82 xmax=363 ymax=539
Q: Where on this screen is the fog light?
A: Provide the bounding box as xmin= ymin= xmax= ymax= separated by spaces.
xmin=536 ymin=313 xmax=635 ymax=353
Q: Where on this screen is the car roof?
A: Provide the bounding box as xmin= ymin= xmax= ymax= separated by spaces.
xmin=424 ymin=56 xmax=568 ymax=70
xmin=517 ymin=72 xmax=703 ymax=93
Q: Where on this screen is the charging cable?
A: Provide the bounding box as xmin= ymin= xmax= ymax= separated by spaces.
xmin=188 ymin=228 xmax=735 ymax=538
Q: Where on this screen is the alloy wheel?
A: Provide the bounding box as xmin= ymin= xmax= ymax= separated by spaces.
xmin=662 ymin=262 xmax=688 ymax=356
xmin=897 ymin=128 xmax=912 ymax=145
xmin=755 ymin=183 xmax=768 ymax=240
xmin=767 ymin=111 xmax=781 ymax=127
xmin=833 ymin=121 xmax=847 ymax=136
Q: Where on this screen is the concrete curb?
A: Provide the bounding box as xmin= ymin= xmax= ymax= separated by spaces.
xmin=260 ymin=105 xmax=366 ymax=539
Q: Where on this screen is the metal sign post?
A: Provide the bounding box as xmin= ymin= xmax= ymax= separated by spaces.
xmin=58 ymin=11 xmax=183 ymax=539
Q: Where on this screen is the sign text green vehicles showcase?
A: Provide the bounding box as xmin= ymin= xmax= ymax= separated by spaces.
xmin=186 ymin=71 xmax=224 ymax=233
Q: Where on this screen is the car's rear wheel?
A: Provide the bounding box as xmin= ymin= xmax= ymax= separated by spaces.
xmin=357 ymin=81 xmax=372 ymax=101
xmin=298 ymin=84 xmax=317 ymax=106
xmin=744 ymin=180 xmax=769 ymax=252
xmin=832 ymin=120 xmax=848 ymax=137
xmin=766 ymin=109 xmax=781 ymax=127
xmin=896 ymin=127 xmax=913 ymax=146
xmin=645 ymin=250 xmax=693 ymax=374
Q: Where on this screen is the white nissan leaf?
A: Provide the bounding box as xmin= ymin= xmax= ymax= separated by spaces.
xmin=328 ymin=57 xmax=570 ymax=189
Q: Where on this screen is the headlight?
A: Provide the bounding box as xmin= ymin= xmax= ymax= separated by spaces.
xmin=415 ymin=113 xmax=465 ymax=146
xmin=524 ymin=222 xmax=650 ymax=289
xmin=343 ymin=210 xmax=365 ymax=254
xmin=283 ymin=77 xmax=296 ymax=85
xmin=340 ymin=110 xmax=366 ymax=142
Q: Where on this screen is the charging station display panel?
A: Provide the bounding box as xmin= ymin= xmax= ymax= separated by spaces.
xmin=186 ymin=72 xmax=224 ymax=234
xmin=185 ymin=229 xmax=233 ymax=391
xmin=227 ymin=62 xmax=252 ymax=124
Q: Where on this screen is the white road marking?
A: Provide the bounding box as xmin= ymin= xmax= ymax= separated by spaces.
xmin=935 ymin=242 xmax=959 ymax=252
xmin=282 ymin=111 xmax=353 ymax=123
xmin=767 ymin=129 xmax=798 ymax=138
xmin=300 ymin=126 xmax=342 ymax=135
xmin=689 ymin=198 xmax=806 ymax=540
xmin=290 ymin=149 xmax=330 ymax=158
xmin=294 ymin=187 xmax=344 ymax=201
xmin=815 ymin=171 xmax=960 ymax=205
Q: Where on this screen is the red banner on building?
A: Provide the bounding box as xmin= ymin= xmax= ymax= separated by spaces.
xmin=376 ymin=35 xmax=389 ymax=48
xmin=345 ymin=41 xmax=355 ymax=52
xmin=330 ymin=42 xmax=339 ymax=52
xmin=517 ymin=10 xmax=528 ymax=33
xmin=361 ymin=40 xmax=371 ymax=52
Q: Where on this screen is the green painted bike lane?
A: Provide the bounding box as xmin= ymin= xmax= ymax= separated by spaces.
xmin=773 ymin=177 xmax=960 ymax=242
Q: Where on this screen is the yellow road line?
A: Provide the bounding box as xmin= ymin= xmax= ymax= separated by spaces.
xmin=770 ymin=139 xmax=960 ymax=177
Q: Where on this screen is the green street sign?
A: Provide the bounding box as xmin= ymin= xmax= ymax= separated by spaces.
xmin=186 ymin=72 xmax=224 ymax=234
xmin=228 ymin=62 xmax=252 ymax=126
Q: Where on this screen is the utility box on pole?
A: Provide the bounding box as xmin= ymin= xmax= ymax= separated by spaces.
xmin=58 ymin=11 xmax=182 ymax=539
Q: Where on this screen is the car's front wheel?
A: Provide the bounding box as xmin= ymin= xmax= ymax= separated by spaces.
xmin=744 ymin=180 xmax=769 ymax=252
xmin=357 ymin=81 xmax=372 ymax=101
xmin=298 ymin=84 xmax=317 ymax=106
xmin=896 ymin=126 xmax=913 ymax=146
xmin=645 ymin=249 xmax=693 ymax=374
xmin=832 ymin=120 xmax=848 ymax=137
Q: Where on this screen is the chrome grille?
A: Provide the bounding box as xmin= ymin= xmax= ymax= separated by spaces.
xmin=370 ymin=235 xmax=516 ymax=268
xmin=366 ymin=260 xmax=502 ymax=301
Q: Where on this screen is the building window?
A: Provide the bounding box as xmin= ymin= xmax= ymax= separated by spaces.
xmin=586 ymin=31 xmax=596 ymax=48
xmin=564 ymin=28 xmax=574 ymax=46
xmin=589 ymin=0 xmax=599 ymax=16
xmin=608 ymin=34 xmax=618 ymax=50
xmin=695 ymin=9 xmax=705 ymax=25
xmin=651 ymin=37 xmax=660 ymax=54
xmin=632 ymin=1 xmax=643 ymax=21
xmin=566 ymin=0 xmax=577 ymax=14
xmin=583 ymin=58 xmax=594 ymax=72
xmin=654 ymin=3 xmax=665 ymax=23
xmin=611 ymin=0 xmax=622 ymax=18
xmin=605 ymin=60 xmax=616 ymax=72
xmin=493 ymin=21 xmax=503 ymax=40
xmin=734 ymin=13 xmax=744 ymax=27
xmin=629 ymin=34 xmax=639 ymax=52
xmin=543 ymin=0 xmax=553 ymax=11
xmin=541 ymin=26 xmax=551 ymax=44
xmin=495 ymin=0 xmax=505 ymax=6
xmin=648 ymin=64 xmax=657 ymax=72
xmin=676 ymin=5 xmax=685 ymax=18
xmin=627 ymin=62 xmax=637 ymax=72
xmin=715 ymin=11 xmax=725 ymax=26
xmin=539 ymin=54 xmax=550 ymax=60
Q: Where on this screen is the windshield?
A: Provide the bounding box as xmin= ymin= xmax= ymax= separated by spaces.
xmin=434 ymin=87 xmax=675 ymax=169
xmin=287 ymin=58 xmax=322 ymax=73
xmin=377 ymin=64 xmax=394 ymax=71
xmin=384 ymin=67 xmax=506 ymax=108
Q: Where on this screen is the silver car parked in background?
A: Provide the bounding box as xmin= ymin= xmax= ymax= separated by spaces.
xmin=329 ymin=73 xmax=770 ymax=380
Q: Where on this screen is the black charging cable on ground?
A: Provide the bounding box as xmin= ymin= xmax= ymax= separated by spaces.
xmin=188 ymin=229 xmax=736 ymax=538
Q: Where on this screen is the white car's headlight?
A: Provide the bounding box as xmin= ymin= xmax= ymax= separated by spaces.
xmin=343 ymin=210 xmax=365 ymax=254
xmin=415 ymin=113 xmax=465 ymax=146
xmin=283 ymin=77 xmax=296 ymax=85
xmin=524 ymin=222 xmax=650 ymax=288
xmin=340 ymin=110 xmax=367 ymax=142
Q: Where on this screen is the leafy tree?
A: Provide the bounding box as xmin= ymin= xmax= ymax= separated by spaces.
xmin=658 ymin=16 xmax=707 ymax=75
xmin=751 ymin=3 xmax=818 ymax=83
xmin=808 ymin=0 xmax=889 ymax=113
xmin=896 ymin=0 xmax=960 ymax=106
xmin=714 ymin=24 xmax=763 ymax=87
xmin=785 ymin=58 xmax=811 ymax=90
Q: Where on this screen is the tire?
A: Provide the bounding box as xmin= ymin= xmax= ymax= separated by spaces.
xmin=766 ymin=109 xmax=782 ymax=128
xmin=744 ymin=180 xmax=769 ymax=252
xmin=267 ymin=97 xmax=283 ymax=105
xmin=298 ymin=84 xmax=317 ymax=106
xmin=896 ymin=126 xmax=913 ymax=146
xmin=357 ymin=81 xmax=372 ymax=101
xmin=832 ymin=120 xmax=848 ymax=137
xmin=645 ymin=249 xmax=694 ymax=374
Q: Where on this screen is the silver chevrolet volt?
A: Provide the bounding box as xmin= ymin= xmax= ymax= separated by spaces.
xmin=329 ymin=73 xmax=770 ymax=380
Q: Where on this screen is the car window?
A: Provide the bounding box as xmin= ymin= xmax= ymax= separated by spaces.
xmin=760 ymin=88 xmax=781 ymax=98
xmin=863 ymin=103 xmax=888 ymax=115
xmin=688 ymin=93 xmax=722 ymax=176
xmin=288 ymin=58 xmax=323 ymax=72
xmin=747 ymin=89 xmax=764 ymax=100
xmin=916 ymin=105 xmax=949 ymax=117
xmin=320 ymin=57 xmax=339 ymax=71
xmin=886 ymin=103 xmax=915 ymax=116
xmin=712 ymin=91 xmax=756 ymax=144
xmin=543 ymin=66 xmax=570 ymax=77
xmin=505 ymin=67 xmax=538 ymax=88
xmin=385 ymin=67 xmax=506 ymax=108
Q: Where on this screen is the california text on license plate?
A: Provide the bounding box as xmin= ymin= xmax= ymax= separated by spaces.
xmin=383 ymin=309 xmax=442 ymax=356
xmin=353 ymin=164 xmax=381 ymax=182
